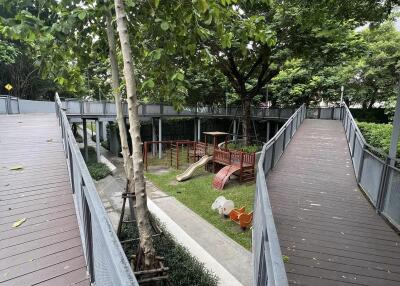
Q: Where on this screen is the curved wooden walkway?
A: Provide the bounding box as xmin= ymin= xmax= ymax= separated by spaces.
xmin=0 ymin=114 xmax=89 ymax=285
xmin=268 ymin=119 xmax=400 ymax=286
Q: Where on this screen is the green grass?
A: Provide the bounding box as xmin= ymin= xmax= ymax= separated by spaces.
xmin=146 ymin=168 xmax=255 ymax=250
xmin=80 ymin=146 xmax=111 ymax=180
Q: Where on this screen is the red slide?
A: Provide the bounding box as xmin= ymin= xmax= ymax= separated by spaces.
xmin=212 ymin=165 xmax=241 ymax=190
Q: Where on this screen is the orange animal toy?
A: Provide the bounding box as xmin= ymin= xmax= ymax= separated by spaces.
xmin=229 ymin=207 xmax=253 ymax=229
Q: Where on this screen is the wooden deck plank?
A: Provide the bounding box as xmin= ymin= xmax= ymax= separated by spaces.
xmin=267 ymin=119 xmax=400 ymax=285
xmin=0 ymin=114 xmax=89 ymax=285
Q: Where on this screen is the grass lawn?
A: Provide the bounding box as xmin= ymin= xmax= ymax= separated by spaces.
xmin=146 ymin=168 xmax=255 ymax=250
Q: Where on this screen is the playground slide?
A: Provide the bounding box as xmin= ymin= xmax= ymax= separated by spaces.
xmin=212 ymin=165 xmax=241 ymax=190
xmin=176 ymin=155 xmax=213 ymax=182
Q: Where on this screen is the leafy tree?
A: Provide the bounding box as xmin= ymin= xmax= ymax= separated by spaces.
xmin=344 ymin=19 xmax=400 ymax=108
xmin=122 ymin=0 xmax=399 ymax=144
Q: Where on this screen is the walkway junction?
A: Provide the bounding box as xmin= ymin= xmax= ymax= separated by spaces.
xmin=0 ymin=95 xmax=399 ymax=285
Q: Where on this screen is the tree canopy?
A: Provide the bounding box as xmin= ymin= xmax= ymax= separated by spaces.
xmin=0 ymin=0 xmax=399 ymax=109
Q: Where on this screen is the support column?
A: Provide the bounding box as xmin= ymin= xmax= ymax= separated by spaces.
xmin=233 ymin=119 xmax=237 ymax=142
xmin=158 ymin=117 xmax=162 ymax=159
xmin=275 ymin=121 xmax=279 ymax=135
xmin=152 ymin=117 xmax=157 ymax=156
xmin=197 ymin=118 xmax=201 ymax=142
xmin=98 ymin=121 xmax=104 ymax=141
xmin=194 ymin=118 xmax=197 ymax=141
xmin=82 ymin=119 xmax=88 ymax=162
xmin=389 ymin=91 xmax=400 ymax=166
xmin=266 ymin=121 xmax=270 ymax=142
xmin=95 ymin=120 xmax=101 ymax=162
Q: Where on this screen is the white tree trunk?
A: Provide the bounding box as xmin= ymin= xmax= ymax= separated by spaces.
xmin=105 ymin=12 xmax=133 ymax=180
xmin=114 ymin=0 xmax=156 ymax=268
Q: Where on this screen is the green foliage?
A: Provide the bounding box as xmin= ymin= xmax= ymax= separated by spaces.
xmin=80 ymin=146 xmax=111 ymax=180
xmin=357 ymin=121 xmax=400 ymax=157
xmin=227 ymin=143 xmax=262 ymax=153
xmin=121 ymin=220 xmax=218 ymax=286
xmin=146 ymin=169 xmax=254 ymax=249
xmin=350 ymin=108 xmax=389 ymax=123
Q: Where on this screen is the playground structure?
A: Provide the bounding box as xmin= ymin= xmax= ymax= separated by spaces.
xmin=143 ymin=131 xmax=256 ymax=189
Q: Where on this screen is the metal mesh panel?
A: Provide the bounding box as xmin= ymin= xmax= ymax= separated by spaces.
xmin=263 ymin=146 xmax=273 ymax=175
xmin=320 ymin=108 xmax=333 ymax=119
xmin=352 ymin=135 xmax=363 ymax=178
xmin=105 ymin=102 xmax=116 ymax=114
xmin=291 ymin=117 xmax=297 ymax=136
xmin=66 ymin=100 xmax=81 ymax=114
xmin=280 ymin=108 xmax=293 ymax=118
xmin=273 ymin=133 xmax=284 ymax=165
xmin=265 ymin=109 xmax=279 ymax=118
xmin=146 ymin=105 xmax=161 ymax=115
xmin=349 ymin=124 xmax=355 ymax=154
xmin=0 ymin=98 xmax=6 ymax=113
xmin=359 ymin=151 xmax=384 ymax=204
xmin=333 ymin=108 xmax=341 ymax=120
xmin=382 ymin=167 xmax=400 ymax=229
xmin=162 ymin=105 xmax=177 ymax=115
xmin=306 ymin=108 xmax=319 ymax=119
xmin=84 ymin=102 xmax=104 ymax=114
xmin=284 ymin=126 xmax=291 ymax=148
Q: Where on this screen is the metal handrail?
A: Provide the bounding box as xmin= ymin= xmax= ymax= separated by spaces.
xmin=55 ymin=94 xmax=138 ymax=285
xmin=253 ymin=104 xmax=306 ymax=286
xmin=63 ymin=98 xmax=296 ymax=119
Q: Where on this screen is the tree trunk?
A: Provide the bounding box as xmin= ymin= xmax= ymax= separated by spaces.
xmin=242 ymin=97 xmax=252 ymax=146
xmin=114 ymin=0 xmax=156 ymax=269
xmin=105 ymin=11 xmax=136 ymax=228
xmin=105 ymin=12 xmax=133 ymax=180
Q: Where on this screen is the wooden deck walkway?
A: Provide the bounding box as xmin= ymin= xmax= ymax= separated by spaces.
xmin=0 ymin=114 xmax=89 ymax=285
xmin=268 ymin=119 xmax=400 ymax=286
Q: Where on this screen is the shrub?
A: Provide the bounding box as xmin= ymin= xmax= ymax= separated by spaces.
xmin=80 ymin=146 xmax=111 ymax=180
xmin=227 ymin=143 xmax=262 ymax=153
xmin=357 ymin=122 xmax=400 ymax=157
xmin=86 ymin=162 xmax=111 ymax=180
xmin=121 ymin=221 xmax=218 ymax=286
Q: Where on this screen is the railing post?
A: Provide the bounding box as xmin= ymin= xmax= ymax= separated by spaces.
xmin=376 ymin=158 xmax=391 ymax=212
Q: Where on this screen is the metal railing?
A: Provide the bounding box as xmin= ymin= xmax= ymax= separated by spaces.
xmin=55 ymin=94 xmax=138 ymax=285
xmin=64 ymin=98 xmax=297 ymax=119
xmin=341 ymin=104 xmax=400 ymax=231
xmin=0 ymin=95 xmax=19 ymax=114
xmin=253 ymin=104 xmax=306 ymax=286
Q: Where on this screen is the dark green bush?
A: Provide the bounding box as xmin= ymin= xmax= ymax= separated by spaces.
xmin=80 ymin=146 xmax=111 ymax=180
xmin=121 ymin=221 xmax=218 ymax=286
xmin=86 ymin=162 xmax=111 ymax=180
xmin=350 ymin=108 xmax=389 ymax=123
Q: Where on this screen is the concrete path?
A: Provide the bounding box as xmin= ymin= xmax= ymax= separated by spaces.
xmin=95 ymin=153 xmax=253 ymax=286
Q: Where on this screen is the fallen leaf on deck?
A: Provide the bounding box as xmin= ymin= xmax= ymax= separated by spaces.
xmin=9 ymin=165 xmax=24 ymax=171
xmin=12 ymin=218 xmax=27 ymax=228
